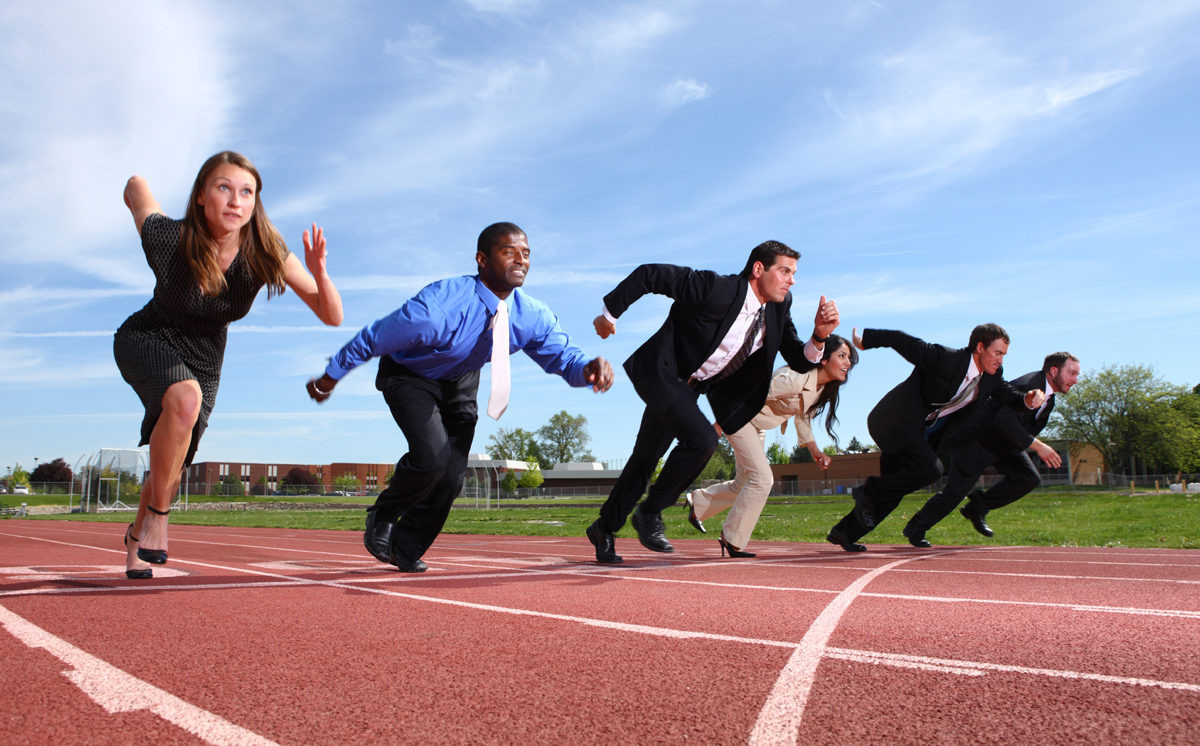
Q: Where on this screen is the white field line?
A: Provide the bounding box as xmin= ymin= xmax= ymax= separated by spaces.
xmin=4 ymin=532 xmax=1199 ymax=746
xmin=749 ymin=557 xmax=913 ymax=745
xmin=0 ymin=603 xmax=279 ymax=746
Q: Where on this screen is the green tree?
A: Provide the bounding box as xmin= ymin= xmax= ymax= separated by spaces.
xmin=487 ymin=427 xmax=542 ymax=463
xmin=766 ymin=441 xmax=790 ymax=465
xmin=790 ymin=444 xmax=813 ymax=463
xmin=1047 ymin=364 xmax=1197 ymax=475
xmin=219 ymin=475 xmax=245 ymax=497
xmin=846 ymin=436 xmax=869 ymax=454
xmin=500 ymin=469 xmax=520 ymax=495
xmin=536 ymin=411 xmax=594 ymax=468
xmin=517 ymin=463 xmax=544 ymax=489
xmin=7 ymin=463 xmax=30 ymax=488
xmin=332 ymin=473 xmax=360 ymax=491
xmin=698 ymin=449 xmax=732 ymax=483
xmin=250 ymin=476 xmax=269 ymax=496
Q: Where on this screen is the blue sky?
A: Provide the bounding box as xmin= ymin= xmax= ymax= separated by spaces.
xmin=2 ymin=0 xmax=1198 ymax=477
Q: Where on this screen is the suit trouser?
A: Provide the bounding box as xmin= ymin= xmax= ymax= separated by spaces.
xmin=832 ymin=438 xmax=942 ymax=543
xmin=690 ymin=423 xmax=770 ymax=549
xmin=906 ymin=442 xmax=1040 ymax=533
xmin=373 ymin=360 xmax=479 ymax=563
xmin=598 ymin=383 xmax=718 ymax=534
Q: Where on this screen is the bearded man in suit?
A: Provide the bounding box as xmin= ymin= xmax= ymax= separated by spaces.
xmin=826 ymin=324 xmax=1045 ymax=552
xmin=902 ymin=352 xmax=1081 ymax=546
xmin=586 ymin=240 xmax=839 ymax=564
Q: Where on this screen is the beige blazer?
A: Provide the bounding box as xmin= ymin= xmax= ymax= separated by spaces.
xmin=749 ymin=366 xmax=824 ymax=444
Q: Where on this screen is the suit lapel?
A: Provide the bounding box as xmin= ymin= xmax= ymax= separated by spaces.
xmin=706 ymin=278 xmax=749 ymax=357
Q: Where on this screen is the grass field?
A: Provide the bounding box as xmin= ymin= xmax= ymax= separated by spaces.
xmin=11 ymin=488 xmax=1199 ymax=550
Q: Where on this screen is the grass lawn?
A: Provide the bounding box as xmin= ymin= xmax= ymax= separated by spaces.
xmin=13 ymin=488 xmax=1199 ymax=550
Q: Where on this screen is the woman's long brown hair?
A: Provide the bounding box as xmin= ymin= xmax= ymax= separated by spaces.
xmin=180 ymin=151 xmax=288 ymax=298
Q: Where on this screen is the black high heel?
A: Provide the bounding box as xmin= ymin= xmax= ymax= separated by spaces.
xmin=718 ymin=534 xmax=756 ymax=558
xmin=136 ymin=506 xmax=170 ymax=565
xmin=684 ymin=493 xmax=706 ymax=534
xmin=124 ymin=524 xmax=152 ymax=579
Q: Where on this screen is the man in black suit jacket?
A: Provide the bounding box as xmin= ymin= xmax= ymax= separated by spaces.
xmin=902 ymin=352 xmax=1081 ymax=546
xmin=586 ymin=240 xmax=839 ymax=563
xmin=825 ymin=324 xmax=1045 ymax=552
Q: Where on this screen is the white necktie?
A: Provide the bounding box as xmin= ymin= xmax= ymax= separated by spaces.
xmin=487 ymin=300 xmax=510 ymax=420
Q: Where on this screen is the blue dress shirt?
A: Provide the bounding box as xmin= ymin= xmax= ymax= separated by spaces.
xmin=325 ymin=275 xmax=593 ymax=387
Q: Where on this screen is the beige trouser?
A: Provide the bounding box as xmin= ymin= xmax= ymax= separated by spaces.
xmin=689 ymin=423 xmax=772 ymax=549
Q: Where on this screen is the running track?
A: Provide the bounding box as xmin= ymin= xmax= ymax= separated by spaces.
xmin=2 ymin=521 xmax=1198 ymax=744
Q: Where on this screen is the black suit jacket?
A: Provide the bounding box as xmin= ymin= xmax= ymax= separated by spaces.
xmin=861 ymin=329 xmax=1023 ymax=453
xmin=604 ymin=264 xmax=812 ymax=434
xmin=976 ymin=370 xmax=1054 ymax=453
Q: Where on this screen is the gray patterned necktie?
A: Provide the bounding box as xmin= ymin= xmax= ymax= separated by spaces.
xmin=926 ymin=374 xmax=980 ymax=423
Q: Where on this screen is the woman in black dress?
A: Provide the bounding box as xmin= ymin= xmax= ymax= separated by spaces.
xmin=116 ymin=151 xmax=343 ymax=579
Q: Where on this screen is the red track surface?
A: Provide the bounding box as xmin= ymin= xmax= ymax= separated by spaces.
xmin=2 ymin=521 xmax=1198 ymax=744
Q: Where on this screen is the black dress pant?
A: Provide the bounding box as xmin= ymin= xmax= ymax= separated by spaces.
xmin=598 ymin=382 xmax=718 ymax=533
xmin=906 ymin=441 xmax=1040 ymax=533
xmin=832 ymin=432 xmax=943 ymax=543
xmin=373 ymin=358 xmax=479 ymax=563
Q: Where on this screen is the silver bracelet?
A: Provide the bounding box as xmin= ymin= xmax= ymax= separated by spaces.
xmin=311 ymin=379 xmax=332 ymax=396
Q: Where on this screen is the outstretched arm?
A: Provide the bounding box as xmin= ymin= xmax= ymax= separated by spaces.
xmin=124 ymin=175 xmax=163 ymax=236
xmin=283 ymin=224 xmax=344 ymax=326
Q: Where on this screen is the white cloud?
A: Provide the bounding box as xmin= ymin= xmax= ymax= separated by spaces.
xmin=660 ymin=78 xmax=711 ymax=108
xmin=0 ymin=3 xmax=236 ymax=285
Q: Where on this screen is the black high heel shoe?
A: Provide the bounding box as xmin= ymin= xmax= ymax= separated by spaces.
xmin=684 ymin=493 xmax=706 ymax=534
xmin=136 ymin=505 xmax=170 ymax=565
xmin=124 ymin=524 xmax=152 ymax=579
xmin=718 ymin=534 xmax=756 ymax=558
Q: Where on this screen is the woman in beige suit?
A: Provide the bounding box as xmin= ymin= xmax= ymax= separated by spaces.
xmin=686 ymin=334 xmax=858 ymax=557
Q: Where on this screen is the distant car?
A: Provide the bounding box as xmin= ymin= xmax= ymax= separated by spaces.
xmin=11 ymin=484 xmax=29 ymax=495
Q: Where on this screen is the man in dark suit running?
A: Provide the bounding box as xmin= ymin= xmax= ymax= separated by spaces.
xmin=902 ymin=352 xmax=1081 ymax=546
xmin=586 ymin=240 xmax=839 ymax=564
xmin=826 ymin=324 xmax=1045 ymax=552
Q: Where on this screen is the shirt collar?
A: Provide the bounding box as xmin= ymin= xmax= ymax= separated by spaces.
xmin=742 ymin=280 xmax=764 ymax=313
xmin=966 ymin=355 xmax=981 ymax=380
xmin=1044 ymin=374 xmax=1058 ymax=397
xmin=474 ymin=275 xmax=510 ymax=315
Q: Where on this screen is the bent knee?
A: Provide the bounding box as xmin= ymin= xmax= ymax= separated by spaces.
xmin=917 ymin=461 xmax=943 ymax=487
xmin=161 ymin=381 xmax=203 ymax=425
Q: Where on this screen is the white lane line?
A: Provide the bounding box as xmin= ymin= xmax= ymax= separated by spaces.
xmin=5 ymin=540 xmax=1200 ymax=621
xmin=747 ymin=557 xmax=914 ymax=745
xmin=0 ymin=603 xmax=278 ymax=745
xmin=6 ymin=533 xmax=1200 ymax=735
xmin=824 ymin=647 xmax=1200 ymax=692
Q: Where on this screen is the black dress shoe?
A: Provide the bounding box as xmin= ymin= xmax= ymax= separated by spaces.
xmin=850 ymin=485 xmax=877 ymax=531
xmin=389 ymin=554 xmax=428 ymax=573
xmin=902 ymin=525 xmax=932 ymax=548
xmin=364 ymin=506 xmax=394 ymax=563
xmin=631 ymin=508 xmax=674 ymax=553
xmin=826 ymin=527 xmax=867 ymax=552
xmin=586 ymin=520 xmax=623 ymax=564
xmin=960 ymin=501 xmax=994 ymax=537
xmin=684 ymin=493 xmax=706 ymax=534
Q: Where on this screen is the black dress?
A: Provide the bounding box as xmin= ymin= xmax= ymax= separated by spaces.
xmin=114 ymin=213 xmax=264 ymax=466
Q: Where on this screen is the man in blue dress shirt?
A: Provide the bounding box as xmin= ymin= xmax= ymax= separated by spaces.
xmin=307 ymin=222 xmax=613 ymax=572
